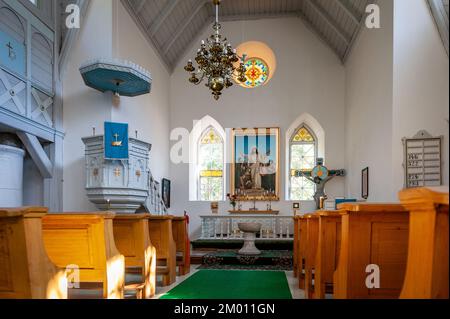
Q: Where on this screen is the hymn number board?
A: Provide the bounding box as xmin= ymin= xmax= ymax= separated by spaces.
xmin=403 ymin=131 xmax=442 ymax=188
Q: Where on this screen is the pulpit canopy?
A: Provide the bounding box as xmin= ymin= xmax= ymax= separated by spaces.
xmin=79 ymin=58 xmax=152 ymax=97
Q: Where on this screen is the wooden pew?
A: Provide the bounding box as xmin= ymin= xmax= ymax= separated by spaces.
xmin=0 ymin=207 xmax=67 ymax=299
xmin=297 ymin=215 xmax=307 ymax=289
xmin=147 ymin=215 xmax=176 ymax=286
xmin=42 ymin=212 xmax=125 ymax=299
xmin=314 ymin=210 xmax=344 ymax=299
xmin=293 ymin=216 xmax=300 ymax=277
xmin=304 ymin=213 xmax=319 ymax=299
xmin=399 ymin=187 xmax=449 ymax=299
xmin=334 ymin=203 xmax=409 ymax=299
xmin=172 ymin=215 xmax=191 ymax=276
xmin=113 ymin=214 xmax=156 ymax=299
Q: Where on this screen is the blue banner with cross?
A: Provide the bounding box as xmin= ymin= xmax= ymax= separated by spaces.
xmin=104 ymin=122 xmax=129 ymax=160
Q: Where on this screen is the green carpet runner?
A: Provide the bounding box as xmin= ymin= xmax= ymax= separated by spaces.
xmin=160 ymin=270 xmax=292 ymax=299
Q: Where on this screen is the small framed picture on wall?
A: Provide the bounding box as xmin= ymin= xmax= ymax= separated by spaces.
xmin=362 ymin=167 xmax=369 ymax=200
xmin=161 ymin=178 xmax=171 ymax=208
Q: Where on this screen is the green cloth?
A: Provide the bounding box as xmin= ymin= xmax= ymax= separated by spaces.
xmin=160 ymin=270 xmax=292 ymax=299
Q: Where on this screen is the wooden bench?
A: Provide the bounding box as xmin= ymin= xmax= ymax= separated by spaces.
xmin=314 ymin=210 xmax=344 ymax=299
xmin=42 ymin=212 xmax=125 ymax=299
xmin=0 ymin=207 xmax=67 ymax=299
xmin=297 ymin=215 xmax=307 ymax=289
xmin=293 ymin=216 xmax=300 ymax=277
xmin=113 ymin=214 xmax=156 ymax=299
xmin=399 ymin=187 xmax=449 ymax=299
xmin=172 ymin=215 xmax=191 ymax=276
xmin=304 ymin=213 xmax=319 ymax=299
xmin=147 ymin=215 xmax=176 ymax=286
xmin=334 ymin=203 xmax=409 ymax=299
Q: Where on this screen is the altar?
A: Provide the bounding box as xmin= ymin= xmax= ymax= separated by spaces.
xmin=199 ymin=214 xmax=293 ymax=240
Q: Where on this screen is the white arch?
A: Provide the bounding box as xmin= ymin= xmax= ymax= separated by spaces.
xmin=285 ymin=113 xmax=325 ymax=200
xmin=189 ymin=115 xmax=226 ymax=201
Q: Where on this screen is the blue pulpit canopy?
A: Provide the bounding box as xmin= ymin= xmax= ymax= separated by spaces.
xmin=79 ymin=58 xmax=152 ymax=97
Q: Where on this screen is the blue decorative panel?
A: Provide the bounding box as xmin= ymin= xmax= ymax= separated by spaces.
xmin=0 ymin=30 xmax=25 ymax=76
xmin=104 ymin=122 xmax=129 ymax=160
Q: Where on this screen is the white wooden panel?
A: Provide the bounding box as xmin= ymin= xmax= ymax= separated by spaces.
xmin=31 ymin=30 xmax=53 ymax=92
xmin=0 ymin=5 xmax=26 ymax=44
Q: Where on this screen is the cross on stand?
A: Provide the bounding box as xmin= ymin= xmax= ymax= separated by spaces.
xmin=293 ymin=158 xmax=346 ymax=209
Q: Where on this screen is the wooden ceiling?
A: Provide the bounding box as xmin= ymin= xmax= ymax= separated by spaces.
xmin=121 ymin=0 xmax=374 ymax=72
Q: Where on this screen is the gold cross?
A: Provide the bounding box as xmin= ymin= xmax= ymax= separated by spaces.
xmin=111 ymin=133 xmax=122 ymax=147
xmin=114 ymin=168 xmax=121 ymax=177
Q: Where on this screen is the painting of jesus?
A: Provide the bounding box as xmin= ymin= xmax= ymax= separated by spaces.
xmin=231 ymin=128 xmax=279 ymax=201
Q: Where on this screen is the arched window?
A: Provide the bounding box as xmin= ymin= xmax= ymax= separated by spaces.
xmin=289 ymin=125 xmax=317 ymax=200
xmin=197 ymin=127 xmax=224 ymax=201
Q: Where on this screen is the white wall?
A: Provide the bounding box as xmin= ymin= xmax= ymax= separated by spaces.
xmin=345 ymin=0 xmax=395 ymax=201
xmin=345 ymin=0 xmax=449 ymax=202
xmin=62 ymin=0 xmax=113 ymax=211
xmin=169 ymin=18 xmax=347 ymax=238
xmin=62 ymin=0 xmax=170 ymax=211
xmin=392 ymin=0 xmax=449 ymax=191
xmin=112 ymin=1 xmax=171 ymax=183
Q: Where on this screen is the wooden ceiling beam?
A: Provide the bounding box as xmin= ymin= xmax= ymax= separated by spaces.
xmin=305 ymin=0 xmax=351 ymax=45
xmin=334 ymin=0 xmax=361 ymax=25
xmin=163 ymin=0 xmax=209 ymax=54
xmin=136 ymin=0 xmax=147 ymax=13
xmin=297 ymin=10 xmax=343 ymax=63
xmin=148 ymin=0 xmax=181 ymax=36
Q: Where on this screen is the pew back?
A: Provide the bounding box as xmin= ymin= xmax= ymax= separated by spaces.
xmin=399 ymin=187 xmax=449 ymax=299
xmin=297 ymin=216 xmax=307 ymax=289
xmin=0 ymin=207 xmax=67 ymax=299
xmin=304 ymin=213 xmax=319 ymax=299
xmin=113 ymin=214 xmax=156 ymax=298
xmin=147 ymin=215 xmax=176 ymax=286
xmin=314 ymin=210 xmax=344 ymax=299
xmin=172 ymin=216 xmax=190 ymax=276
xmin=42 ymin=212 xmax=124 ymax=299
xmin=334 ymin=203 xmax=409 ymax=299
xmin=293 ymin=216 xmax=300 ymax=277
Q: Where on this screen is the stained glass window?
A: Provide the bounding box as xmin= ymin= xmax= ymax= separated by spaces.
xmin=198 ymin=127 xmax=224 ymax=201
xmin=289 ymin=125 xmax=316 ymax=200
xmin=242 ymin=58 xmax=269 ymax=88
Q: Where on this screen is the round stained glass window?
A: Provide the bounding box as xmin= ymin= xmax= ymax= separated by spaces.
xmin=242 ymin=58 xmax=269 ymax=88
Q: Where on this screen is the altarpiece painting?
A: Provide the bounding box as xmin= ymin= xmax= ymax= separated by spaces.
xmin=231 ymin=128 xmax=279 ymax=201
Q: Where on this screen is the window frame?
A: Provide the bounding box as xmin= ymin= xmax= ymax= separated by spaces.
xmin=197 ymin=126 xmax=225 ymax=202
xmin=288 ymin=124 xmax=318 ymax=201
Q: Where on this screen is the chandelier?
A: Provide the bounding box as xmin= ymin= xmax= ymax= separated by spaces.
xmin=184 ymin=0 xmax=247 ymax=100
